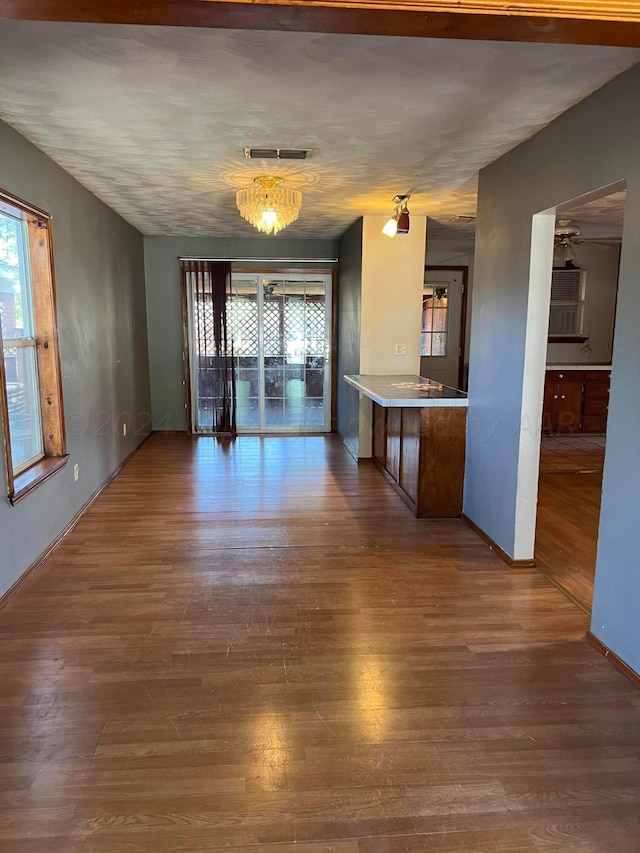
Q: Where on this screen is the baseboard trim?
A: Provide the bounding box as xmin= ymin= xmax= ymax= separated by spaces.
xmin=340 ymin=435 xmax=360 ymax=463
xmin=0 ymin=433 xmax=152 ymax=614
xmin=586 ymin=631 xmax=640 ymax=689
xmin=462 ymin=513 xmax=537 ymax=568
xmin=535 ymin=565 xmax=591 ymax=615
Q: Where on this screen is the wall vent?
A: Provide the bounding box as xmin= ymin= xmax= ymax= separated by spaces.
xmin=448 ymin=215 xmax=476 ymax=224
xmin=243 ymin=147 xmax=311 ymax=160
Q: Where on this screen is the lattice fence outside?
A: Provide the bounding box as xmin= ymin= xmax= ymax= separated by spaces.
xmin=227 ymin=298 xmax=258 ymax=357
xmin=263 ymin=302 xmax=282 ymax=355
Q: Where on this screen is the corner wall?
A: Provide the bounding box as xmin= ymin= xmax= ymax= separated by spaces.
xmin=0 ymin=119 xmax=150 ymax=598
xmin=465 ymin=63 xmax=640 ymax=674
xmin=337 ymin=221 xmax=363 ymax=459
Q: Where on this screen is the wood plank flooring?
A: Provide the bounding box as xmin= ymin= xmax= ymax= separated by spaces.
xmin=1 ymin=433 xmax=639 ymax=852
xmin=536 ymin=436 xmax=605 ymax=611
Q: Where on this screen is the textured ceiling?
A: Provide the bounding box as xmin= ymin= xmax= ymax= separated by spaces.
xmin=561 ymin=189 xmax=627 ymax=235
xmin=0 ymin=22 xmax=637 ymax=238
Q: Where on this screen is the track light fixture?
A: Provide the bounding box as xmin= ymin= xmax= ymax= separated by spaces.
xmin=382 ymin=195 xmax=411 ymax=237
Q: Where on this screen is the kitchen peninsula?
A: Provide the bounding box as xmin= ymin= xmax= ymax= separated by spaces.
xmin=344 ymin=374 xmax=468 ymax=518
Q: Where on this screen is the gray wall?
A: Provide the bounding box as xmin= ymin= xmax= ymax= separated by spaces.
xmin=336 ymin=220 xmax=363 ymax=458
xmin=144 ymin=236 xmax=338 ymax=430
xmin=465 ymin=63 xmax=640 ymax=673
xmin=0 ymin=119 xmax=150 ymax=597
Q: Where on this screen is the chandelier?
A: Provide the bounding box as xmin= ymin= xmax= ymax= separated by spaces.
xmin=236 ymin=176 xmax=302 ymax=235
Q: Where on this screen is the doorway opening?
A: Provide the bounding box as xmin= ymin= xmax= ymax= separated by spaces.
xmin=185 ymin=271 xmax=333 ymax=435
xmin=420 ymin=265 xmax=468 ymax=391
xmin=533 ymin=185 xmax=625 ymax=612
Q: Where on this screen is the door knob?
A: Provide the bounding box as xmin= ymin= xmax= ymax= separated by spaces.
xmin=560 ymin=395 xmax=566 ymax=400
xmin=553 ymin=395 xmax=558 ymax=400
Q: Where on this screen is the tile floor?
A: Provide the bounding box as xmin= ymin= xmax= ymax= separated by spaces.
xmin=539 ymin=434 xmax=605 ymax=474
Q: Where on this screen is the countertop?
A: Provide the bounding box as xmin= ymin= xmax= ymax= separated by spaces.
xmin=546 ymin=364 xmax=611 ymax=371
xmin=343 ymin=374 xmax=469 ymax=408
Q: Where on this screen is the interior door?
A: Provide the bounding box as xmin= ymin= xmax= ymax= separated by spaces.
xmin=420 ymin=268 xmax=465 ymax=389
xmin=227 ymin=272 xmax=332 ymax=433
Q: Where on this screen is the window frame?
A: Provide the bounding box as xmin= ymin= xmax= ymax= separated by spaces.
xmin=0 ymin=188 xmax=67 ymax=504
xmin=548 ymin=267 xmax=588 ymax=343
xmin=420 ymin=281 xmax=450 ymax=357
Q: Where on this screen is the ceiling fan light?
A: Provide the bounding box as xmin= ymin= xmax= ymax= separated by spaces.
xmin=553 ymin=239 xmax=579 ymax=268
xmin=554 ymin=218 xmax=580 ymax=239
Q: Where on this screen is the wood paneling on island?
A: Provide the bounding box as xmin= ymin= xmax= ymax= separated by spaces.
xmin=373 ymin=403 xmax=466 ymax=517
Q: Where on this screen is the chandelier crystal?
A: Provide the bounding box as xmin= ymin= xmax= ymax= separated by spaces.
xmin=236 ymin=176 xmax=302 ymax=235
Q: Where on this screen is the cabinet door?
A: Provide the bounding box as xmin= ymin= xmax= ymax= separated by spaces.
xmin=582 ymin=371 xmax=610 ymax=433
xmin=386 ymin=407 xmax=401 ymax=483
xmin=555 ymin=380 xmax=583 ymax=433
xmin=372 ymin=403 xmax=386 ymax=465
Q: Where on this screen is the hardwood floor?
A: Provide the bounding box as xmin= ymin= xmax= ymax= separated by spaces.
xmin=536 ymin=436 xmax=605 ymax=611
xmin=1 ymin=433 xmax=639 ymax=852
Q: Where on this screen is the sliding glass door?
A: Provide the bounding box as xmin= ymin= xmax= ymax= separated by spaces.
xmin=188 ymin=272 xmax=332 ymax=433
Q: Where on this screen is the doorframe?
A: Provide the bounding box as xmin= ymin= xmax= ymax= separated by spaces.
xmin=516 ymin=180 xmax=625 ymax=562
xmin=424 ymin=265 xmax=469 ymax=390
xmin=234 ymin=267 xmax=338 ymax=434
xmin=180 ymin=273 xmax=194 ymax=434
xmin=182 ymin=266 xmax=338 ymax=435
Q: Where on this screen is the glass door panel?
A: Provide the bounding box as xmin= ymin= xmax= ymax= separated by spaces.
xmin=228 ymin=276 xmax=260 ymax=429
xmin=190 ymin=272 xmax=331 ymax=434
xmin=248 ymin=273 xmax=331 ymax=433
xmin=263 ymin=280 xmax=285 ymax=428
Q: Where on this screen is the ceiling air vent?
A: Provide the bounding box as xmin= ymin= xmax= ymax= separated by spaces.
xmin=243 ymin=147 xmax=311 ymax=160
xmin=448 ymin=215 xmax=476 ymax=224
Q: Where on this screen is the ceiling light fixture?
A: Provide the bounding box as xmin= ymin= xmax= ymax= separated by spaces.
xmin=382 ymin=195 xmax=411 ymax=237
xmin=236 ymin=176 xmax=302 ymax=235
xmin=554 ymin=219 xmax=581 ymax=267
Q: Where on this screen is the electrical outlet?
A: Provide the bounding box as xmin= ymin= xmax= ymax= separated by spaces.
xmin=73 ymin=464 xmax=79 ymax=482
xmin=395 ymin=343 xmax=408 ymax=356
xmin=123 ymin=422 xmax=127 ymax=437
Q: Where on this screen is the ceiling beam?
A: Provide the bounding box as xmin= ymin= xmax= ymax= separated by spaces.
xmin=2 ymin=0 xmax=640 ymax=47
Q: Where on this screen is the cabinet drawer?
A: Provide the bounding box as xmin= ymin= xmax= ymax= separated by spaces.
xmin=546 ymin=370 xmax=585 ymax=383
xmin=584 ymin=398 xmax=608 ymax=416
xmin=584 ymin=386 xmax=609 ymax=403
xmin=585 ymin=370 xmax=611 ymax=383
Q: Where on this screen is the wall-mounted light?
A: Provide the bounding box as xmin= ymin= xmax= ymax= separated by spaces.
xmin=382 ymin=195 xmax=411 ymax=237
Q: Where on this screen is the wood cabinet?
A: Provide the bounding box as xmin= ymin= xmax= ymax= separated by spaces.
xmin=372 ymin=402 xmax=466 ymax=517
xmin=582 ymin=371 xmax=610 ymax=434
xmin=542 ymin=369 xmax=610 ymax=434
xmin=542 ymin=371 xmax=584 ymax=434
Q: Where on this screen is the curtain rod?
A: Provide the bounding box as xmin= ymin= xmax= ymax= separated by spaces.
xmin=178 ymin=257 xmax=338 ymax=263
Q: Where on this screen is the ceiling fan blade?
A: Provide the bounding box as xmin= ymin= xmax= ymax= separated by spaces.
xmin=577 ymin=236 xmax=622 ymax=244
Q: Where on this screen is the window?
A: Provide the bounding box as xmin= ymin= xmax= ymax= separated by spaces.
xmin=421 ymin=283 xmax=449 ymax=356
xmin=549 ymin=267 xmax=587 ymax=340
xmin=0 ymin=190 xmax=66 ymax=503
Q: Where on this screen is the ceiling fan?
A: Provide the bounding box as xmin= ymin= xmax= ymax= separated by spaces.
xmin=554 ymin=218 xmax=622 ymax=266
